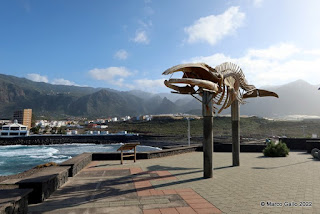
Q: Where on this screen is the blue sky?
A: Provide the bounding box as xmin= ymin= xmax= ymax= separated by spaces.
xmin=1 ymin=0 xmax=320 ymax=92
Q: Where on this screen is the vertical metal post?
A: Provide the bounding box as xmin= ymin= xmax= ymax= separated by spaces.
xmin=231 ymin=99 xmax=240 ymax=166
xmin=187 ymin=118 xmax=191 ymax=147
xmin=121 ymin=150 xmax=123 ymax=165
xmin=202 ymin=91 xmax=214 ymax=178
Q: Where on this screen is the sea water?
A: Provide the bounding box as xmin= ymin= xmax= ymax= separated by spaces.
xmin=0 ymin=144 xmax=161 ymax=176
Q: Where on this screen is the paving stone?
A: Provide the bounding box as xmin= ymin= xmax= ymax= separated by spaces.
xmin=124 ymin=200 xmax=141 ymax=206
xmin=143 ymin=209 xmax=161 ymax=214
xmin=159 ymin=207 xmax=179 ymax=214
xmin=140 ymin=199 xmax=156 ymax=205
xmin=142 ymin=199 xmax=188 ymax=210
xmin=27 ymin=152 xmax=320 ymax=214
xmin=175 ymin=207 xmax=197 ymax=214
xmin=109 ymin=201 xmax=125 ymax=206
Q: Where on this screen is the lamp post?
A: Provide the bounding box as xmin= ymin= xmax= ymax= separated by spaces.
xmin=187 ymin=117 xmax=191 ymax=147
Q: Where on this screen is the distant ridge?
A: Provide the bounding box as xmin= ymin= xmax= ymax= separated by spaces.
xmin=0 ymin=73 xmax=319 ymax=119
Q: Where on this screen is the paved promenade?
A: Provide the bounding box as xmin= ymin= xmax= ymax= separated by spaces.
xmin=29 ymin=151 xmax=319 ymax=214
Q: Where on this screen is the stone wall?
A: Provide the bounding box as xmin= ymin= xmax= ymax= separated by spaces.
xmin=92 ymin=145 xmax=202 ymax=160
xmin=0 ymin=189 xmax=32 ymax=214
xmin=1 ymin=167 xmax=70 ymax=204
xmin=60 ymin=153 xmax=92 ymax=177
xmin=214 ymin=143 xmax=266 ymax=152
xmin=0 ymin=135 xmax=140 ymax=146
xmin=279 ymin=138 xmax=308 ymax=150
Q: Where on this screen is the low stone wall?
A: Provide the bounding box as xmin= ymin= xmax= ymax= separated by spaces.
xmin=92 ymin=145 xmax=202 ymax=160
xmin=0 ymin=189 xmax=32 ymax=214
xmin=278 ymin=138 xmax=320 ymax=152
xmin=60 ymin=153 xmax=92 ymax=177
xmin=279 ymin=138 xmax=308 ymax=150
xmin=0 ymin=135 xmax=140 ymax=146
xmin=92 ymin=143 xmax=270 ymax=161
xmin=306 ymin=140 xmax=320 ymax=153
xmin=214 ymin=143 xmax=266 ymax=152
xmin=143 ymin=145 xmax=202 ymax=159
xmin=1 ymin=166 xmax=70 ymax=204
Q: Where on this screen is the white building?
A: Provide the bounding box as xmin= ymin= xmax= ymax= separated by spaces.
xmin=0 ymin=120 xmax=29 ymax=137
xmin=96 ymin=125 xmax=108 ymax=129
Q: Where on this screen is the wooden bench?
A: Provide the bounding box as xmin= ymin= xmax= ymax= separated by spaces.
xmin=117 ymin=143 xmax=140 ymax=164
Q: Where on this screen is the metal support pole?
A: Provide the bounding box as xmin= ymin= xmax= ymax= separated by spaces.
xmin=202 ymin=91 xmax=213 ymax=178
xmin=231 ymin=99 xmax=240 ymax=166
xmin=187 ymin=118 xmax=191 ymax=146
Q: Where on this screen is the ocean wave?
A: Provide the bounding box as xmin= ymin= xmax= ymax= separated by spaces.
xmin=0 ymin=146 xmax=59 ymax=157
xmin=52 ymin=156 xmax=72 ymax=163
xmin=0 ymin=144 xmax=161 ymax=176
xmin=51 ymin=155 xmax=70 ymax=159
xmin=50 ymin=143 xmax=98 ymax=146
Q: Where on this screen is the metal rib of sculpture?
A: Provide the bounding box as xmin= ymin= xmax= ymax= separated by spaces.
xmin=163 ymin=62 xmax=278 ymax=113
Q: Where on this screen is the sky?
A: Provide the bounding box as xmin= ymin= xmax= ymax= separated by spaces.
xmin=1 ymin=0 xmax=320 ymax=93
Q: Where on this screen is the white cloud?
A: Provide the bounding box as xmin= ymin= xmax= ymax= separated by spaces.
xmin=303 ymin=50 xmax=320 ymax=56
xmin=186 ymin=43 xmax=320 ymax=87
xmin=144 ymin=6 xmax=154 ymax=16
xmin=89 ymin=67 xmax=133 ymax=89
xmin=184 ymin=6 xmax=245 ymax=46
xmin=138 ymin=20 xmax=152 ymax=28
xmin=26 ymin=73 xmax=82 ymax=86
xmin=134 ymin=78 xmax=166 ymax=89
xmin=253 ymin=0 xmax=263 ymax=7
xmin=132 ymin=30 xmax=149 ymax=44
xmin=89 ymin=67 xmax=166 ymax=91
xmin=114 ymin=49 xmax=128 ymax=60
xmin=247 ymin=43 xmax=299 ymax=60
xmin=131 ymin=78 xmax=166 ymax=92
xmin=26 ymin=73 xmax=49 ymax=83
xmin=52 ymin=78 xmax=78 ymax=86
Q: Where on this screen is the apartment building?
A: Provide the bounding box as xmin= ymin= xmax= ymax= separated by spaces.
xmin=13 ymin=109 xmax=32 ymax=129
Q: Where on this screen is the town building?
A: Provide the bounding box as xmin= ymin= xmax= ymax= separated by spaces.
xmin=13 ymin=109 xmax=32 ymax=129
xmin=0 ymin=119 xmax=11 ymax=125
xmin=0 ymin=120 xmax=29 ymax=137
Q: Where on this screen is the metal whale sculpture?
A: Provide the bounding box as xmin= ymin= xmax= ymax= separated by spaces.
xmin=162 ymin=62 xmax=278 ymax=113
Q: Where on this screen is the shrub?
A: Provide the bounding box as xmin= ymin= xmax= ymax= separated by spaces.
xmin=263 ymin=141 xmax=289 ymax=157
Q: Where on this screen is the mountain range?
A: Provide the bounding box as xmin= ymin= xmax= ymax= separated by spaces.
xmin=0 ymin=73 xmax=320 ymax=119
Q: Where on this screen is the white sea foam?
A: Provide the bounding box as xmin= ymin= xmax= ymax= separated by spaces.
xmin=0 ymin=144 xmax=161 ymax=176
xmin=0 ymin=146 xmax=59 ymax=157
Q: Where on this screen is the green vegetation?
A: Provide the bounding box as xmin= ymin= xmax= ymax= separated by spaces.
xmin=263 ymin=141 xmax=290 ymax=157
xmin=30 ymin=125 xmax=40 ymax=134
xmin=106 ymin=116 xmax=320 ymax=138
xmin=57 ymin=126 xmax=67 ymax=134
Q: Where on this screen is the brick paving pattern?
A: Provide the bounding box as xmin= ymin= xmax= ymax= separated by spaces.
xmin=28 ymin=151 xmax=320 ymax=213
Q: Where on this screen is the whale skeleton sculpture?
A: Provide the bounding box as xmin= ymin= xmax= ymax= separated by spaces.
xmin=163 ymin=62 xmax=278 ymax=178
xmin=163 ymin=62 xmax=278 ymax=113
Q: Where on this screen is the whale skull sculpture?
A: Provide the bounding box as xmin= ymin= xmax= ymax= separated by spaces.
xmin=163 ymin=62 xmax=278 ymax=113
